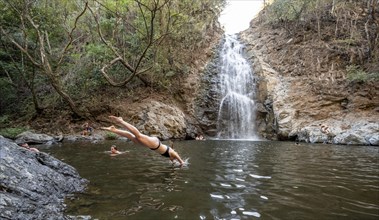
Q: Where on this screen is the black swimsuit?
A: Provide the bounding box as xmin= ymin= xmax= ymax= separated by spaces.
xmin=161 ymin=146 xmax=170 ymax=158
xmin=150 ymin=139 xmax=170 ymax=158
xmin=150 ymin=140 xmax=161 ymax=150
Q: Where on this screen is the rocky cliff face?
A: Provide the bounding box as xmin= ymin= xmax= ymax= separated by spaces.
xmin=239 ymin=24 xmax=379 ymax=145
xmin=193 ymin=39 xmax=223 ymax=137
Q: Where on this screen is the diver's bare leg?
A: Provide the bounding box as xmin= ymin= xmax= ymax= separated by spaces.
xmin=101 ymin=126 xmax=139 ymax=144
xmin=108 ymin=116 xmax=158 ymax=147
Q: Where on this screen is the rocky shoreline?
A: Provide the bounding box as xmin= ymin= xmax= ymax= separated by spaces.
xmin=12 ymin=124 xmax=379 ymax=148
xmin=0 ymin=136 xmax=88 ymax=219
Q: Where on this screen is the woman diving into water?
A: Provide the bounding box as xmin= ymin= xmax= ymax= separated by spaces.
xmin=101 ymin=116 xmax=185 ymax=166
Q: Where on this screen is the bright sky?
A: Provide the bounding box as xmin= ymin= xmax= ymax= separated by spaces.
xmin=219 ymin=0 xmax=264 ymax=34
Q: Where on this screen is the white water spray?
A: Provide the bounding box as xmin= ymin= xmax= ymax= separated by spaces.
xmin=217 ymin=34 xmax=258 ymax=140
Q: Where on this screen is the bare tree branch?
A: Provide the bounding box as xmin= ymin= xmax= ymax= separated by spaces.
xmin=57 ymin=1 xmax=89 ymax=67
xmin=100 ymin=57 xmax=124 ymax=86
xmin=88 ymin=3 xmax=154 ymax=87
xmin=1 ymin=27 xmax=42 ymax=67
xmin=88 ymin=0 xmax=173 ymax=87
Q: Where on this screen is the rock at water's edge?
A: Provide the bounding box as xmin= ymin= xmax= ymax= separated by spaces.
xmin=0 ymin=136 xmax=88 ymax=219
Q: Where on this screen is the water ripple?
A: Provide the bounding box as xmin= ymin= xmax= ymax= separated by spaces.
xmin=48 ymin=140 xmax=379 ymax=220
xmin=249 ymin=174 xmax=272 ymax=179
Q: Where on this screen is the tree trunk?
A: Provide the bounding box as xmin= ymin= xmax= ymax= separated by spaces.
xmin=29 ymin=68 xmax=44 ymax=115
xmin=49 ymin=78 xmax=83 ymax=118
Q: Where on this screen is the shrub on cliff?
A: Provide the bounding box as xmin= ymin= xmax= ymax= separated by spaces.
xmin=0 ymin=127 xmax=28 ymax=139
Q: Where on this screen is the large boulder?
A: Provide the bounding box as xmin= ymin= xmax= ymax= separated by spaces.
xmin=294 ymin=121 xmax=378 ymax=145
xmin=15 ymin=131 xmax=58 ymax=145
xmin=333 ymin=122 xmax=379 ymax=145
xmin=130 ymin=101 xmax=188 ymax=140
xmin=0 ymin=136 xmax=88 ymax=219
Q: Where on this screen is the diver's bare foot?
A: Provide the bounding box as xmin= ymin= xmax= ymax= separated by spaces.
xmin=109 ymin=115 xmax=123 ymax=123
xmin=100 ymin=125 xmax=116 ymax=131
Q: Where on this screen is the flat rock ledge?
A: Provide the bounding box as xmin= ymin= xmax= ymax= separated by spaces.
xmin=0 ymin=136 xmax=88 ymax=220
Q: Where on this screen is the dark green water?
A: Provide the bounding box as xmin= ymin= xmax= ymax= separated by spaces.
xmin=44 ymin=140 xmax=379 ymax=220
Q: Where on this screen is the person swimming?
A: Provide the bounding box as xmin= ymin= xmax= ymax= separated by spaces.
xmin=101 ymin=116 xmax=184 ymax=165
xmin=110 ymin=145 xmax=121 ymax=154
xmin=106 ymin=145 xmax=129 ymax=156
xmin=19 ymin=143 xmax=39 ymax=152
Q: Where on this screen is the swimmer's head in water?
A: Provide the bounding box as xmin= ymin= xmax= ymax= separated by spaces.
xmin=111 ymin=145 xmax=118 ymax=153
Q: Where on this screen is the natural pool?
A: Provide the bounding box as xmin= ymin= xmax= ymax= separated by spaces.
xmin=44 ymin=140 xmax=379 ymax=219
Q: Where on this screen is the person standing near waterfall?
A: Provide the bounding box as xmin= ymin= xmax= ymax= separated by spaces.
xmin=319 ymin=123 xmax=334 ymax=143
xmin=101 ymin=116 xmax=184 ymax=166
xmin=320 ymin=124 xmax=331 ymax=135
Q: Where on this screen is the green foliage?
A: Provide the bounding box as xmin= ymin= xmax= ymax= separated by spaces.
xmin=104 ymin=132 xmax=118 ymax=140
xmin=0 ymin=115 xmax=10 ymax=127
xmin=102 ymin=0 xmax=132 ymax=13
xmin=346 ymin=65 xmax=379 ymax=83
xmin=85 ymin=43 xmax=113 ymax=62
xmin=262 ymin=0 xmax=340 ymax=25
xmin=0 ymin=127 xmax=29 ymax=139
xmin=0 ymin=78 xmax=18 ymax=114
xmin=266 ymin=0 xmax=308 ymax=23
xmin=1 ymin=0 xmax=226 ymax=118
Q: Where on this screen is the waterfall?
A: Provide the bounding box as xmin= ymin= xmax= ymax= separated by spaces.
xmin=217 ymin=34 xmax=258 ymax=140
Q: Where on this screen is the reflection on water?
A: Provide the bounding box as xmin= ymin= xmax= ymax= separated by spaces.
xmin=44 ymin=140 xmax=379 ymax=220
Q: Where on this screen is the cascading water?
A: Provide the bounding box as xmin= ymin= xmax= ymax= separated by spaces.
xmin=217 ymin=34 xmax=258 ymax=140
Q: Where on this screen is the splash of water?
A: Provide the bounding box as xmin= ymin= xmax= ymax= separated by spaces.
xmin=172 ymin=158 xmax=190 ymax=167
xmin=217 ymin=34 xmax=258 ymax=140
